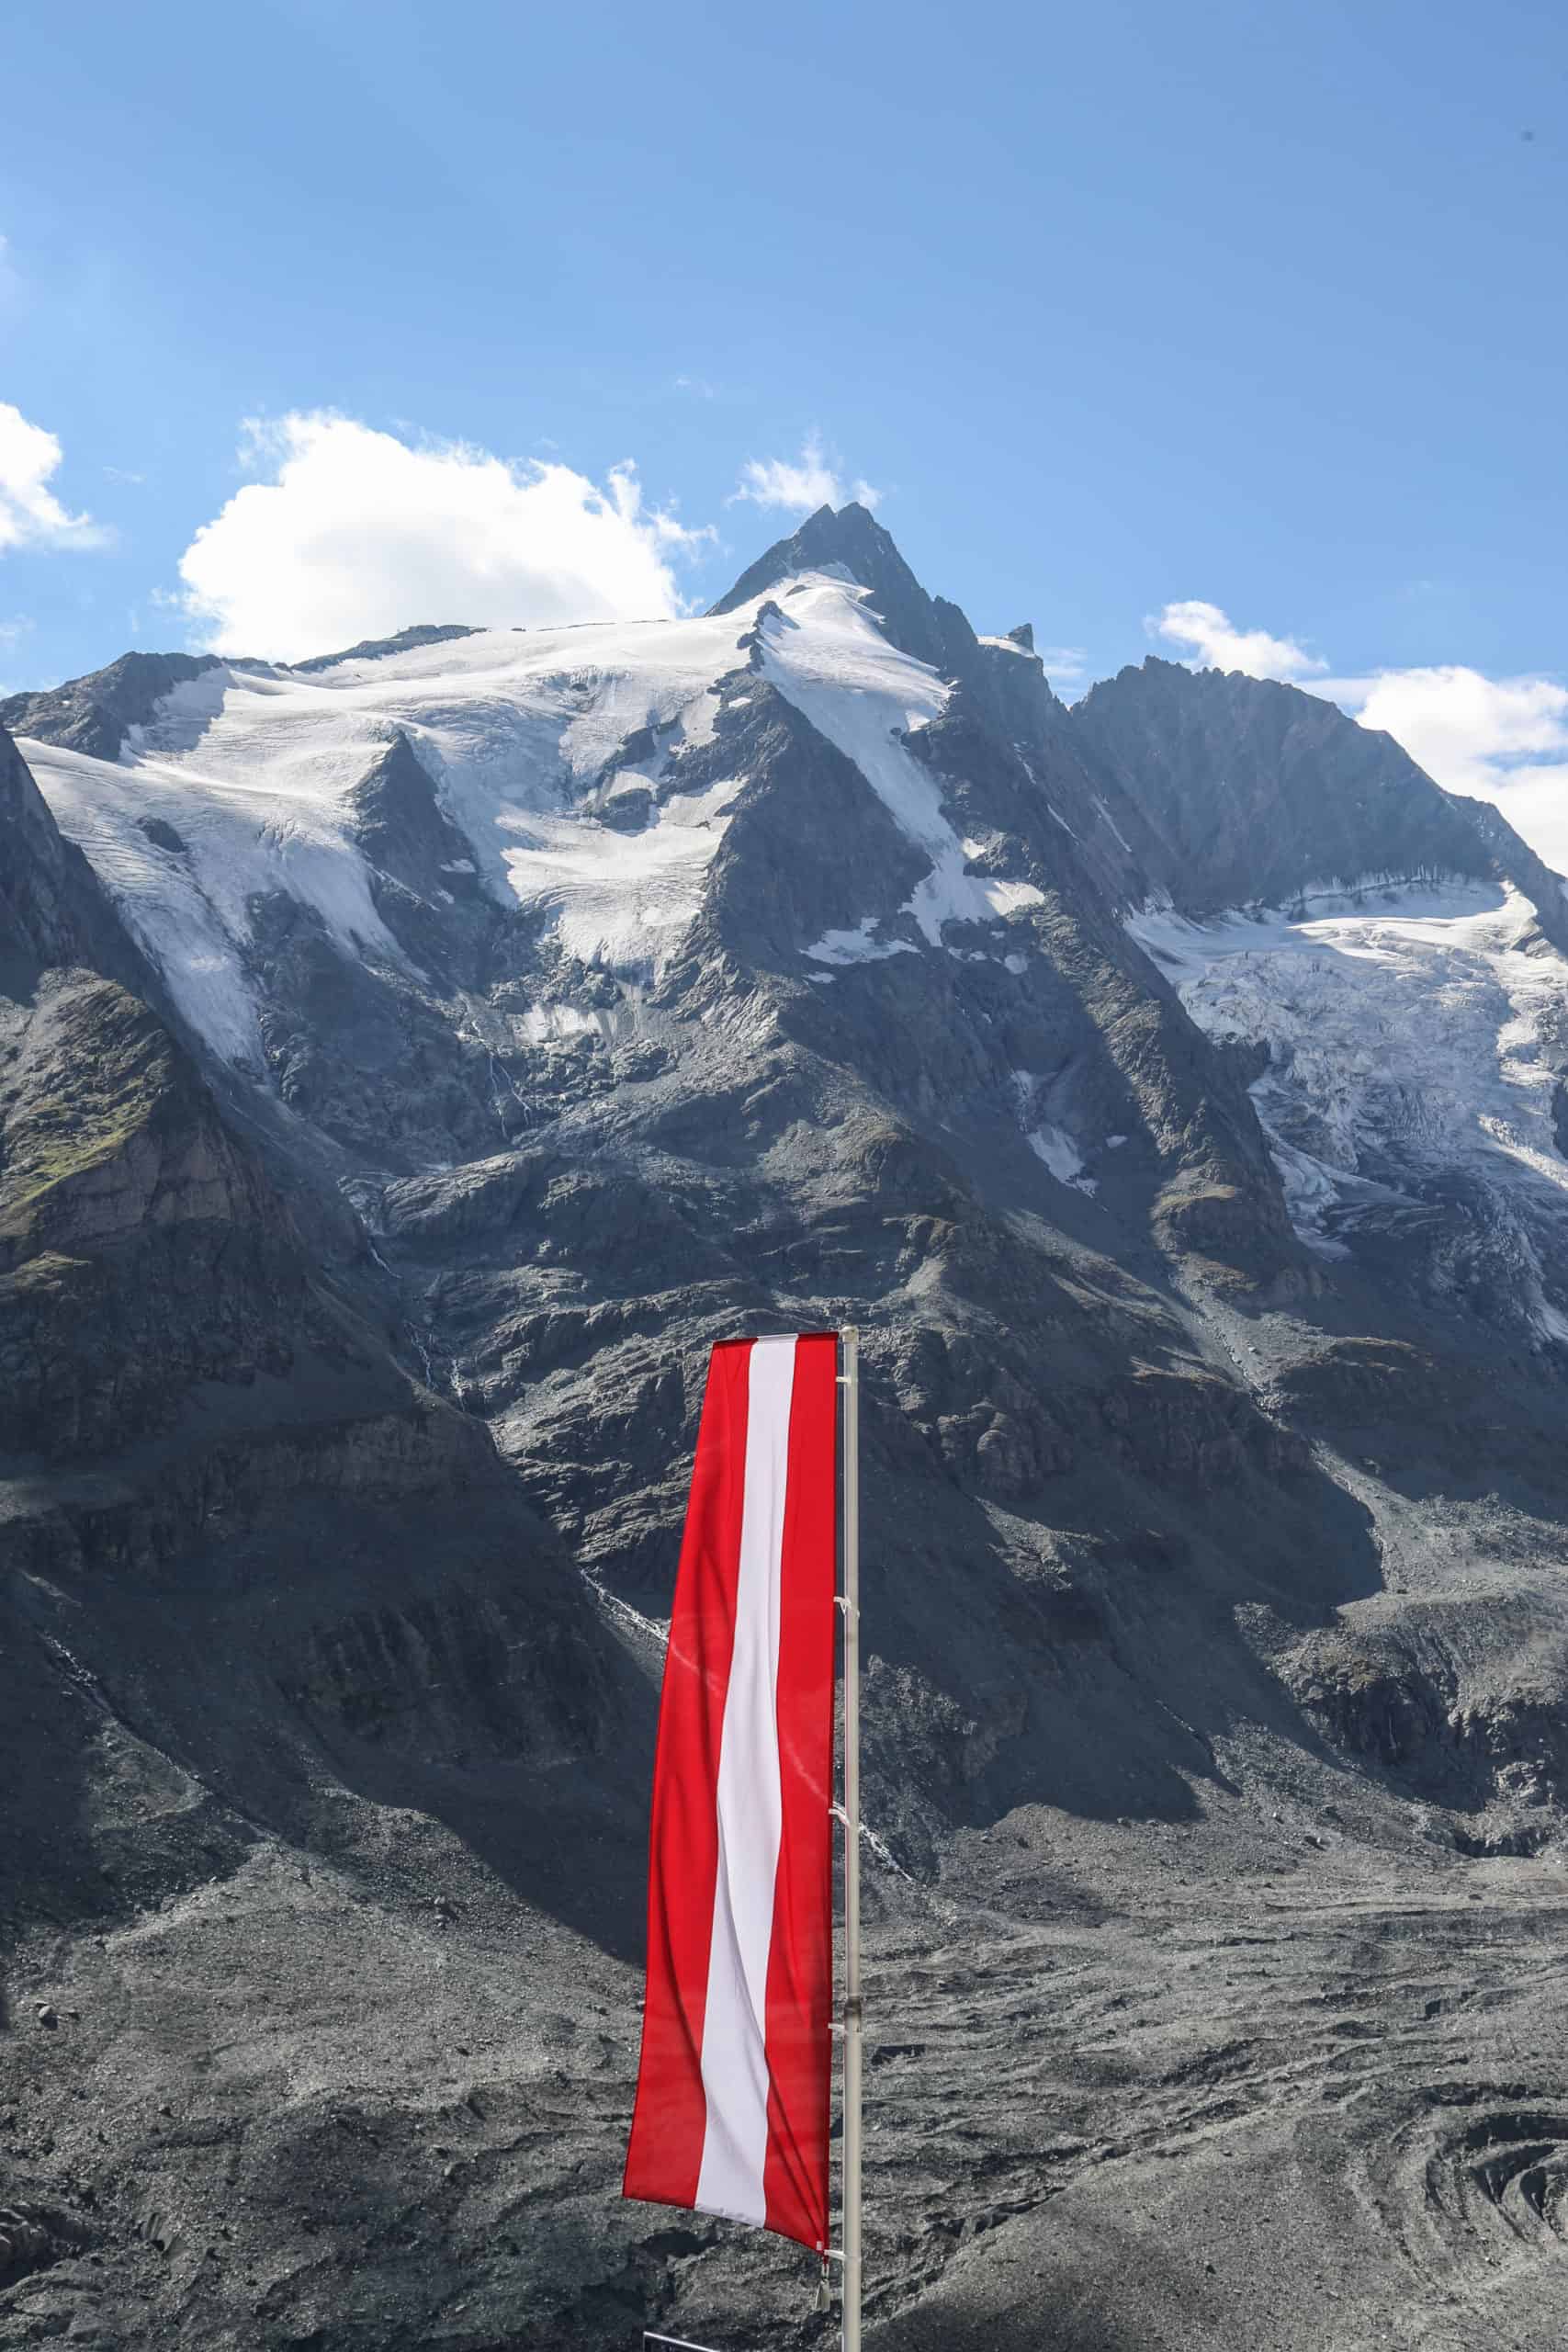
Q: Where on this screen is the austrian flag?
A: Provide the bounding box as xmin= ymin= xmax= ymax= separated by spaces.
xmin=623 ymin=1331 xmax=840 ymax=2250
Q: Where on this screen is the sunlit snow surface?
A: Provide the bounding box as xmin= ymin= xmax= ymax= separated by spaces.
xmin=804 ymin=919 xmax=919 ymax=967
xmin=1132 ymin=882 xmax=1568 ymax=1334
xmin=25 ymin=615 xmax=759 ymax=1061
xmin=758 ymin=578 xmax=1044 ymax=944
xmin=26 ymin=577 xmax=1052 ymax=1066
xmin=23 ymin=737 xmax=400 ymax=1067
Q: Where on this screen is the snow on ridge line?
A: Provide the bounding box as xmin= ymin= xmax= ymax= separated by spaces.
xmin=757 ymin=576 xmax=1046 ymax=946
xmin=117 ymin=604 xmax=775 ymax=820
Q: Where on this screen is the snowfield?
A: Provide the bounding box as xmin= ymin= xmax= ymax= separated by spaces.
xmin=495 ymin=775 xmax=743 ymax=971
xmin=25 ymin=615 xmax=761 ymax=1061
xmin=23 ymin=576 xmax=1054 ymax=1065
xmin=22 ymin=736 xmax=401 ymax=1067
xmin=1132 ymin=882 xmax=1568 ymax=1335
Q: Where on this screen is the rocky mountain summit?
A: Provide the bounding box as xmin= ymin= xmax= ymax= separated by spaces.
xmin=3 ymin=507 xmax=1567 ymax=2349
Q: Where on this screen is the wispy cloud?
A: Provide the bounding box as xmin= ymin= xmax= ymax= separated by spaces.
xmin=176 ymin=411 xmax=716 ymax=662
xmin=1039 ymin=643 xmax=1089 ymax=688
xmin=0 ymin=402 xmax=112 ymax=553
xmin=730 ymin=434 xmax=881 ymax=514
xmin=103 ymin=465 xmax=146 ymax=486
xmin=1149 ymin=598 xmax=1325 ymax=681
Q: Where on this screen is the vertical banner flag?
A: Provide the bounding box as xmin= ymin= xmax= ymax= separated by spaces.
xmin=624 ymin=1331 xmax=839 ymax=2251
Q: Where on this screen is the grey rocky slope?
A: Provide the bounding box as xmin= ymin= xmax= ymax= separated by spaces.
xmin=1074 ymin=651 xmax=1568 ymax=942
xmin=2 ymin=509 xmax=1567 ymax=2350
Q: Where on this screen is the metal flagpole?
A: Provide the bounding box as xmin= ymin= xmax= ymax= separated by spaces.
xmin=840 ymin=1326 xmax=863 ymax=2352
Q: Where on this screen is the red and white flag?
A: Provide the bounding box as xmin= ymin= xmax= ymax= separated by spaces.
xmin=623 ymin=1330 xmax=839 ymax=2251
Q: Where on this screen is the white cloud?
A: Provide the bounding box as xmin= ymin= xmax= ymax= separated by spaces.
xmin=0 ymin=402 xmax=110 ymax=553
xmin=1326 ymin=666 xmax=1568 ymax=793
xmin=175 ymin=412 xmax=715 ymax=662
xmin=1150 ymin=598 xmax=1325 ymax=681
xmin=730 ymin=434 xmax=881 ymax=514
xmin=1321 ymin=663 xmax=1568 ymax=868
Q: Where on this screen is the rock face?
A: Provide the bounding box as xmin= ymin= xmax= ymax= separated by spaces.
xmin=0 ymin=729 xmax=136 ymax=988
xmin=0 ymin=651 xmax=225 ymax=765
xmin=1072 ymin=655 xmax=1568 ymax=938
xmin=4 ymin=514 xmax=1568 ymax=2351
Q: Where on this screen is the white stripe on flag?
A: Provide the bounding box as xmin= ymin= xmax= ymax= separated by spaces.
xmin=694 ymin=1335 xmax=796 ymax=2223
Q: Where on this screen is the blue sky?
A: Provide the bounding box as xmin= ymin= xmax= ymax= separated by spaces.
xmin=3 ymin=0 xmax=1565 ymax=840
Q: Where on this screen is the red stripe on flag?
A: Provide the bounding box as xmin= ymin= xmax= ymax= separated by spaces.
xmin=761 ymin=1330 xmax=838 ymax=2246
xmin=623 ymin=1337 xmax=754 ymax=2213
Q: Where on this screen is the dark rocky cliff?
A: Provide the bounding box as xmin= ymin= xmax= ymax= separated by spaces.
xmin=1073 ymin=655 xmax=1568 ymax=944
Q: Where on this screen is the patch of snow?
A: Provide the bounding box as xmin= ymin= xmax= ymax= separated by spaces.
xmin=1011 ymin=1071 xmax=1098 ymax=1194
xmin=1535 ymin=1296 xmax=1568 ymax=1346
xmin=592 ymin=1583 xmax=671 ymax=1652
xmin=1004 ymin=952 xmax=1029 ymax=975
xmin=1094 ymin=795 xmax=1133 ymax=854
xmin=121 ymin=667 xmax=231 ymax=756
xmin=1045 ymin=803 xmax=1079 ymax=842
xmin=1027 ymin=1123 xmax=1099 ymax=1194
xmin=786 ymin=561 xmax=859 ymax=589
xmin=805 ymin=919 xmax=919 ymax=967
xmin=519 ymin=1001 xmax=602 ymax=1044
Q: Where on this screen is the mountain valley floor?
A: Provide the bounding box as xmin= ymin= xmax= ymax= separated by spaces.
xmin=5 ymin=1742 xmax=1566 ymax=2351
